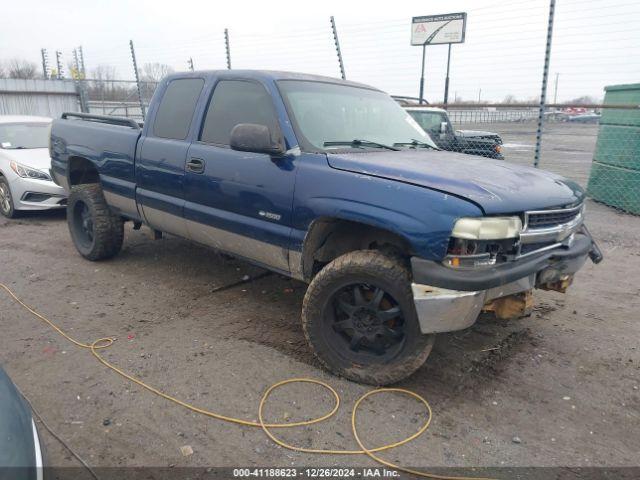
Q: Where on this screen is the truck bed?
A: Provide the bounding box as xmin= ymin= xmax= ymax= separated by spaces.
xmin=50 ymin=113 xmax=142 ymax=217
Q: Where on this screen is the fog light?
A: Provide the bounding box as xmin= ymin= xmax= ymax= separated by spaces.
xmin=444 ymin=253 xmax=496 ymax=269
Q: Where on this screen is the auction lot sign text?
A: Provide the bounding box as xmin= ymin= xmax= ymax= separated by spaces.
xmin=411 ymin=12 xmax=467 ymax=45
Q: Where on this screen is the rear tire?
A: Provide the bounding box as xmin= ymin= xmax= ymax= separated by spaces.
xmin=302 ymin=250 xmax=435 ymax=385
xmin=67 ymin=184 xmax=123 ymax=260
xmin=0 ymin=176 xmax=17 ymax=219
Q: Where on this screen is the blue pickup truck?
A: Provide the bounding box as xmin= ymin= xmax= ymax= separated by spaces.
xmin=50 ymin=70 xmax=602 ymax=385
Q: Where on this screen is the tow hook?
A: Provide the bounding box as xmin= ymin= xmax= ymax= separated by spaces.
xmin=582 ymin=225 xmax=603 ymax=264
xmin=589 ymin=240 xmax=604 ymax=264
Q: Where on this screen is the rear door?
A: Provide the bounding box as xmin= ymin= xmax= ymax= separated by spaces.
xmin=136 ymin=77 xmax=205 ymax=236
xmin=184 ymin=78 xmax=296 ymax=273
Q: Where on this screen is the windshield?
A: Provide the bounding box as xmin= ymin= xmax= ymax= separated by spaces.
xmin=408 ymin=110 xmax=449 ymax=136
xmin=0 ymin=123 xmax=51 ymax=149
xmin=278 ymin=80 xmax=437 ymax=152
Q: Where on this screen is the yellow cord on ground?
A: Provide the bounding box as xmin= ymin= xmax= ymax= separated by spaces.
xmin=0 ymin=283 xmax=495 ymax=480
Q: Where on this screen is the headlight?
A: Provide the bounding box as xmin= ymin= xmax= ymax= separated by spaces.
xmin=445 ymin=216 xmax=522 ymax=269
xmin=10 ymin=161 xmax=51 ymax=181
xmin=451 ymin=216 xmax=522 ymax=240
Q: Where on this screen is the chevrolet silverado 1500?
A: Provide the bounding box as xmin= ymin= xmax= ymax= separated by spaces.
xmin=50 ymin=70 xmax=602 ymax=385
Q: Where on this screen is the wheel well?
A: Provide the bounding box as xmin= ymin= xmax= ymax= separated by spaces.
xmin=69 ymin=156 xmax=100 ymax=186
xmin=302 ymin=218 xmax=412 ymax=280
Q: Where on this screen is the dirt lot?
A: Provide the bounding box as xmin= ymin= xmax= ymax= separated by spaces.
xmin=1 ymin=133 xmax=639 ymax=478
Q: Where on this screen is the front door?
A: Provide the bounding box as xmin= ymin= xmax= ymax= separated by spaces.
xmin=184 ymin=79 xmax=296 ymax=272
xmin=136 ymin=77 xmax=205 ymax=237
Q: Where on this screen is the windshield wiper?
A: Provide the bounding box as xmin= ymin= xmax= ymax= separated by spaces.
xmin=393 ymin=139 xmax=439 ymax=150
xmin=323 ymin=139 xmax=400 ymax=151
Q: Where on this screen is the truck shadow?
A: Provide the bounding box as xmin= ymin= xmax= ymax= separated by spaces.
xmin=228 ymin=273 xmax=538 ymax=396
xmin=112 ymin=231 xmax=539 ymax=398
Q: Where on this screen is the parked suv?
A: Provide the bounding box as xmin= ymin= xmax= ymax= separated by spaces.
xmin=50 ymin=71 xmax=601 ymax=385
xmin=406 ymin=107 xmax=504 ymax=159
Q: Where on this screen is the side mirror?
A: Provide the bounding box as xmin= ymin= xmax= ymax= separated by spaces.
xmin=230 ymin=123 xmax=285 ymax=156
xmin=440 ymin=121 xmax=448 ymax=134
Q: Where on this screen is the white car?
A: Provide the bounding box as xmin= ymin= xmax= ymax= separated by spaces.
xmin=0 ymin=115 xmax=67 ymax=218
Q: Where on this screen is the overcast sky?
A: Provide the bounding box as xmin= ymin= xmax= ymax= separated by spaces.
xmin=2 ymin=0 xmax=638 ymax=102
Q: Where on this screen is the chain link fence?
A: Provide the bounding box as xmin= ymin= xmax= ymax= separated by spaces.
xmin=2 ymin=1 xmax=638 ymax=213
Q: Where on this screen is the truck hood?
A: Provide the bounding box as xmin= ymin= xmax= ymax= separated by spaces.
xmin=455 ymin=129 xmax=500 ymax=139
xmin=327 ymin=150 xmax=584 ymax=215
xmin=0 ymin=148 xmax=52 ymax=173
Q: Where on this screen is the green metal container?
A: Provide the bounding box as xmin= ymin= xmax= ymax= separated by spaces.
xmin=592 ymin=124 xmax=640 ymax=170
xmin=599 ymin=83 xmax=640 ymax=126
xmin=587 ymin=161 xmax=640 ymax=215
xmin=587 ymin=83 xmax=640 ymax=214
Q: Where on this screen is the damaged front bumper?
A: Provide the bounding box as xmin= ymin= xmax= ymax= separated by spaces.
xmin=410 ymin=229 xmax=602 ymax=334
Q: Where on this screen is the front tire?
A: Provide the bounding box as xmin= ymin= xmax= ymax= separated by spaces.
xmin=0 ymin=176 xmax=16 ymax=219
xmin=67 ymin=184 xmax=123 ymax=260
xmin=302 ymin=250 xmax=435 ymax=385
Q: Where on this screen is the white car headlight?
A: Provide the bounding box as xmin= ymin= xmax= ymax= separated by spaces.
xmin=451 ymin=216 xmax=522 ymax=240
xmin=9 ymin=161 xmax=51 ymax=181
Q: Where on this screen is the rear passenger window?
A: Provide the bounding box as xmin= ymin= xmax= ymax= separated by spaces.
xmin=153 ymin=78 xmax=204 ymax=140
xmin=200 ymin=80 xmax=278 ymax=145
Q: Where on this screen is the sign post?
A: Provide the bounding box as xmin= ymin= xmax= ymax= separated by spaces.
xmin=411 ymin=12 xmax=466 ymax=105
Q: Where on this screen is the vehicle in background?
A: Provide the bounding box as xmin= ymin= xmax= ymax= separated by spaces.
xmin=0 ymin=116 xmax=67 ymax=219
xmin=50 ymin=70 xmax=601 ymax=385
xmin=0 ymin=367 xmax=44 ymax=480
xmin=567 ymin=113 xmax=601 ymax=124
xmin=405 ymin=106 xmax=504 ymax=159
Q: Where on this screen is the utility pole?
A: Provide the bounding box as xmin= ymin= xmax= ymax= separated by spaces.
xmin=478 ymin=88 xmax=482 ymax=103
xmin=330 ymin=16 xmax=346 ymax=80
xmin=534 ymin=0 xmax=556 ymax=167
xmin=188 ymin=57 xmax=194 ymax=71
xmin=129 ymin=40 xmax=146 ymax=120
xmin=72 ymin=48 xmax=89 ymax=112
xmin=72 ymin=48 xmax=80 ymax=79
xmin=40 ymin=49 xmax=49 ymax=79
xmin=55 ymin=50 xmax=64 ymax=79
xmin=553 ymin=72 xmax=559 ymax=104
xmin=224 ymin=29 xmax=232 ymax=70
xmin=419 ymin=45 xmax=427 ymax=104
xmin=78 ymin=45 xmax=86 ymax=77
xmin=443 ymin=44 xmax=452 ymax=106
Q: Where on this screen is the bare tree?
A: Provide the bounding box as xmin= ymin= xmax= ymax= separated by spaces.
xmin=0 ymin=62 xmax=6 ymax=78
xmin=87 ymin=65 xmax=131 ymax=101
xmin=138 ymin=63 xmax=173 ymax=100
xmin=90 ymin=64 xmax=118 ymax=83
xmin=567 ymin=95 xmax=600 ymax=105
xmin=140 ymin=62 xmax=174 ymax=83
xmin=6 ymin=58 xmax=40 ymax=79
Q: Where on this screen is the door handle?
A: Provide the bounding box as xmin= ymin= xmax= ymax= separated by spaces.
xmin=186 ymin=157 xmax=205 ymax=174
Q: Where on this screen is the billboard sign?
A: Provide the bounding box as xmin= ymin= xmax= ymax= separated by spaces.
xmin=411 ymin=13 xmax=467 ymax=46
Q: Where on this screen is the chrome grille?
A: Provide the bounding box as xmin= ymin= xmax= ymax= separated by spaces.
xmin=517 ymin=203 xmax=584 ymax=258
xmin=527 ymin=208 xmax=582 ymax=229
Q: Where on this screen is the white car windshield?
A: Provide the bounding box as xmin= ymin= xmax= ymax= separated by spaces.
xmin=278 ymin=80 xmax=437 ymax=152
xmin=0 ymin=123 xmax=50 ymax=150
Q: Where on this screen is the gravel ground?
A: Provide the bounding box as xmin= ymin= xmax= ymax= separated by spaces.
xmin=0 ymin=131 xmax=638 ymax=478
